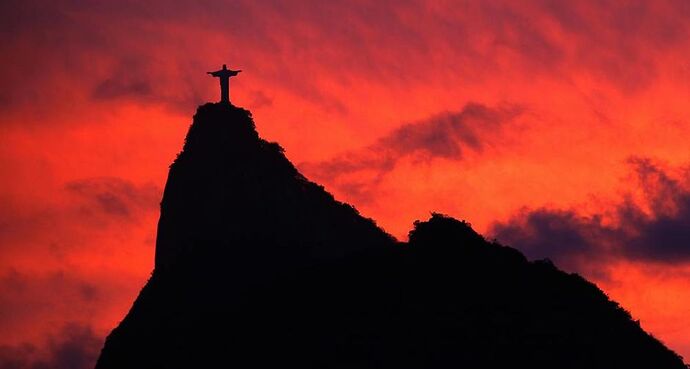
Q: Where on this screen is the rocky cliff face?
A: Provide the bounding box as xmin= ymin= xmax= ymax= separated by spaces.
xmin=95 ymin=103 xmax=686 ymax=369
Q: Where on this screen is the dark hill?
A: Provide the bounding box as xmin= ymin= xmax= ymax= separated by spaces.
xmin=95 ymin=103 xmax=686 ymax=369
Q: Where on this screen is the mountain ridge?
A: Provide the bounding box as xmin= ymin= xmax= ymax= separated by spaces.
xmin=95 ymin=102 xmax=686 ymax=369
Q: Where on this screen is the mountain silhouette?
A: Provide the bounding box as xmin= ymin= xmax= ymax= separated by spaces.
xmin=95 ymin=102 xmax=686 ymax=369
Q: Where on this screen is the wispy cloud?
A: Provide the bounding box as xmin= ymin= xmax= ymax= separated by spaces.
xmin=0 ymin=323 xmax=101 ymax=369
xmin=300 ymin=102 xmax=523 ymax=202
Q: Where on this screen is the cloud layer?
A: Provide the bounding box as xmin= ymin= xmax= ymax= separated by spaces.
xmin=3 ymin=0 xmax=690 ymax=362
xmin=0 ymin=323 xmax=101 ymax=369
xmin=492 ymin=158 xmax=690 ymax=272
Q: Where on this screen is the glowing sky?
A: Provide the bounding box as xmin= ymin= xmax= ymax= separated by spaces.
xmin=2 ymin=1 xmax=690 ymax=367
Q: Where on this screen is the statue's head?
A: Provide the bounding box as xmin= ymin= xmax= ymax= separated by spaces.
xmin=222 ymin=64 xmax=227 ymax=69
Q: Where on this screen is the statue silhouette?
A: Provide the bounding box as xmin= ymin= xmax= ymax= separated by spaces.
xmin=207 ymin=64 xmax=241 ymax=103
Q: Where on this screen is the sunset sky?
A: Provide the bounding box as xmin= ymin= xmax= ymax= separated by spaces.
xmin=2 ymin=1 xmax=690 ymax=367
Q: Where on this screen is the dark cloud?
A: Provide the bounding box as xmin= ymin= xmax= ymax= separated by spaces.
xmin=300 ymin=102 xmax=523 ymax=202
xmin=0 ymin=177 xmax=159 ymax=255
xmin=0 ymin=323 xmax=101 ymax=369
xmin=0 ymin=270 xmax=103 ymax=334
xmin=65 ymin=177 xmax=160 ymax=221
xmin=491 ymin=158 xmax=690 ymax=273
xmin=88 ymin=56 xmax=212 ymax=112
xmin=490 ymin=208 xmax=614 ymax=274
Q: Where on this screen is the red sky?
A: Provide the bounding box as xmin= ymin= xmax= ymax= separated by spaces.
xmin=2 ymin=1 xmax=690 ymax=367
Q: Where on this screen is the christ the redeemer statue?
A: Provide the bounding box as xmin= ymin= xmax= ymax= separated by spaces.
xmin=207 ymin=64 xmax=241 ymax=103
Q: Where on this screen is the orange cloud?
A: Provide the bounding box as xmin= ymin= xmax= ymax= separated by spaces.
xmin=2 ymin=0 xmax=690 ymax=365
